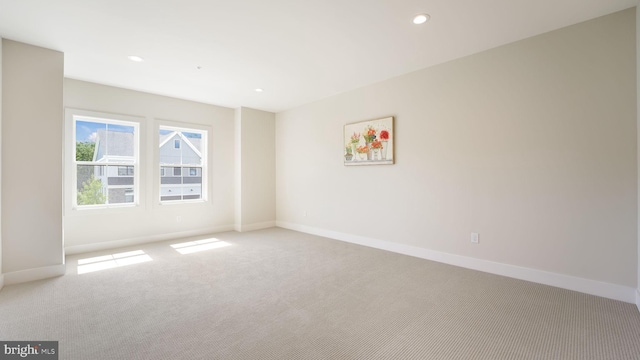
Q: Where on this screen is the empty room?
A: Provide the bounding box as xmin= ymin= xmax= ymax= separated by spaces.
xmin=1 ymin=0 xmax=640 ymax=359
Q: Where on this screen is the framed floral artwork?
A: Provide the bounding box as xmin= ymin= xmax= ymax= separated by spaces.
xmin=344 ymin=116 xmax=394 ymax=166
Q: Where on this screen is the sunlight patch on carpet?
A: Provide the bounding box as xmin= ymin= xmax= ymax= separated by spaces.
xmin=170 ymin=238 xmax=231 ymax=254
xmin=77 ymin=250 xmax=152 ymax=274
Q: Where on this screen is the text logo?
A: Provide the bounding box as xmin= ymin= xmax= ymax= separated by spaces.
xmin=0 ymin=342 xmax=57 ymax=359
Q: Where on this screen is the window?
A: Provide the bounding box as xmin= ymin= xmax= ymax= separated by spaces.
xmin=159 ymin=126 xmax=207 ymax=202
xmin=73 ymin=115 xmax=139 ymax=207
xmin=118 ymin=166 xmax=134 ymax=176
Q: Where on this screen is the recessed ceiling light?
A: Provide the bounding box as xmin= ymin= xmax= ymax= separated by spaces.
xmin=255 ymin=88 xmax=264 ymax=93
xmin=412 ymin=14 xmax=430 ymax=25
xmin=128 ymin=55 xmax=144 ymax=62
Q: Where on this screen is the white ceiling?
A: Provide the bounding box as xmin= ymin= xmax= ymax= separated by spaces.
xmin=0 ymin=0 xmax=636 ymax=113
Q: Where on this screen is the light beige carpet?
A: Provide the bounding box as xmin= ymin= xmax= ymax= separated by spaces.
xmin=1 ymin=228 xmax=639 ymax=359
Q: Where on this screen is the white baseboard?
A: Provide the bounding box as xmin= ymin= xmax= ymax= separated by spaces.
xmin=276 ymin=221 xmax=637 ymax=304
xmin=237 ymin=221 xmax=276 ymax=232
xmin=0 ymin=274 xmax=4 ymax=291
xmin=65 ymin=224 xmax=235 ymax=255
xmin=4 ymin=264 xmax=66 ymax=286
xmin=636 ymin=289 xmax=640 ymax=312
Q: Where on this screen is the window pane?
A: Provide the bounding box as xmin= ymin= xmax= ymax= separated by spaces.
xmin=125 ymin=190 xmax=134 ymax=203
xmin=161 ymin=168 xmax=180 ymax=186
xmin=77 ymin=165 xmax=107 ymax=205
xmin=78 ymin=121 xmax=135 ymax=161
xmin=183 ymin=167 xmax=201 ymax=183
xmin=108 ymin=187 xmax=135 ymax=204
xmin=104 ymin=124 xmax=135 ymax=159
xmin=182 ymin=133 xmax=202 ymax=166
xmin=160 ymin=185 xmax=182 ymax=201
xmin=159 ymin=132 xmax=182 ymax=165
xmin=77 ymin=165 xmax=136 ymax=205
xmin=183 ymin=167 xmax=202 ymax=200
xmin=183 ymin=132 xmax=203 ymax=154
xmin=110 ymin=166 xmax=134 ymax=185
xmin=76 ymin=121 xmax=104 ymax=161
xmin=158 ymin=167 xmax=202 ymax=202
xmin=183 ymin=184 xmax=202 ymax=200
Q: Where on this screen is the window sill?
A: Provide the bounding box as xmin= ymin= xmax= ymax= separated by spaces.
xmin=68 ymin=203 xmax=142 ymax=217
xmin=159 ymin=199 xmax=208 ymax=206
xmin=74 ymin=203 xmax=138 ymax=210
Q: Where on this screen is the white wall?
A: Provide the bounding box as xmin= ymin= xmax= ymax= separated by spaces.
xmin=276 ymin=9 xmax=637 ymax=300
xmin=2 ymin=40 xmax=65 ymax=282
xmin=64 ymin=79 xmax=235 ymax=253
xmin=0 ymin=38 xmax=3 ymax=290
xmin=235 ymin=107 xmax=276 ymax=231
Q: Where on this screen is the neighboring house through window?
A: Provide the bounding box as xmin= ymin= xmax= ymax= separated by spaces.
xmin=159 ymin=126 xmax=207 ymax=202
xmin=73 ymin=115 xmax=139 ymax=207
xmin=69 ymin=110 xmax=204 ymax=208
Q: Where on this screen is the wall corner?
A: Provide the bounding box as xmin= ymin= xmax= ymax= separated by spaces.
xmin=636 ymin=5 xmax=640 ymax=310
xmin=234 ymin=107 xmax=242 ymax=232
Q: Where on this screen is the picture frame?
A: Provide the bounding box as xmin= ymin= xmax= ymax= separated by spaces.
xmin=344 ymin=116 xmax=394 ymax=166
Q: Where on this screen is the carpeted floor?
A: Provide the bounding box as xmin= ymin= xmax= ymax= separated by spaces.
xmin=1 ymin=228 xmax=639 ymax=359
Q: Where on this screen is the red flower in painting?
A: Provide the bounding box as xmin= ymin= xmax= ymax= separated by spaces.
xmin=379 ymin=130 xmax=389 ymax=141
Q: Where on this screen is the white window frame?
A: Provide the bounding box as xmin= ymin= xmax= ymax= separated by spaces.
xmin=66 ymin=109 xmax=141 ymax=210
xmin=158 ymin=124 xmax=208 ymax=204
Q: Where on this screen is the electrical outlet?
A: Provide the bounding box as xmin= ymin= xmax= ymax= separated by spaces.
xmin=176 ymin=216 xmax=182 ymax=223
xmin=303 ymin=211 xmax=307 ymax=217
xmin=471 ymin=232 xmax=479 ymax=244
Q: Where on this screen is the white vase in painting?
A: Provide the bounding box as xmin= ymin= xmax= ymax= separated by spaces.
xmin=351 ymin=143 xmax=358 ymax=159
xmin=372 ymin=148 xmax=381 ymax=160
xmin=381 ymin=141 xmax=388 ymax=160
